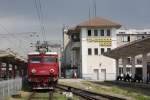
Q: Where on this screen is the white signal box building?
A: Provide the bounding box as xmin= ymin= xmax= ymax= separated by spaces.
xmin=63 ymin=17 xmax=121 ymax=80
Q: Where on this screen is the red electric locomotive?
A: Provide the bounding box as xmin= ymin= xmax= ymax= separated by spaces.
xmin=27 ymin=51 xmax=59 ymax=89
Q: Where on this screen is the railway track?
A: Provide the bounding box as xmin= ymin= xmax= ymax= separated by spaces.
xmin=49 ymin=91 xmax=53 ymax=100
xmin=27 ymin=92 xmax=36 ymax=100
xmin=27 ymin=90 xmax=53 ymax=100
xmin=56 ymin=84 xmax=126 ymax=100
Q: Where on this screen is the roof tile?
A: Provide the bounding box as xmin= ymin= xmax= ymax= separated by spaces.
xmin=77 ymin=17 xmax=121 ymax=28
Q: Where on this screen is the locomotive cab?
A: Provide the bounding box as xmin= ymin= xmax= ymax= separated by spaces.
xmin=27 ymin=52 xmax=59 ymax=89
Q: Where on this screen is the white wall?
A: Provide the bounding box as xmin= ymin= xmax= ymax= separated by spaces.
xmin=81 ymin=28 xmax=88 ymax=78
xmin=111 ymin=28 xmax=117 ymax=49
xmin=81 ymin=28 xmax=117 ymax=80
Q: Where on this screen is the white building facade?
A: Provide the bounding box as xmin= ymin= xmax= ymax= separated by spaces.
xmin=63 ymin=17 xmax=121 ymax=81
xmin=117 ymin=29 xmax=150 ymax=47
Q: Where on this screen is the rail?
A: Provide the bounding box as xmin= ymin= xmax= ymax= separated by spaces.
xmin=57 ymin=84 xmax=126 ymax=100
xmin=27 ymin=92 xmax=36 ymax=100
xmin=0 ymin=78 xmax=22 ymax=100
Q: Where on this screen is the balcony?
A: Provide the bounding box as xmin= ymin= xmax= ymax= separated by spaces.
xmin=71 ymin=38 xmax=80 ymax=50
xmin=70 ymin=33 xmax=80 ymax=49
xmin=71 ymin=41 xmax=80 ymax=50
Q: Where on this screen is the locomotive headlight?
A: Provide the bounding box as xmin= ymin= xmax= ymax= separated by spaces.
xmin=31 ymin=68 xmax=36 ymax=74
xmin=50 ymin=69 xmax=54 ymax=73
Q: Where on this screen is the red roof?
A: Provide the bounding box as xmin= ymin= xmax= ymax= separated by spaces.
xmin=76 ymin=17 xmax=121 ymax=28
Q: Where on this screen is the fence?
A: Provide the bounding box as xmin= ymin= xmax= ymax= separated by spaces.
xmin=0 ymin=78 xmax=22 ymax=100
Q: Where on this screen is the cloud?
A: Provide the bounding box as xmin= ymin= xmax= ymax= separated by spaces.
xmin=0 ymin=16 xmax=38 ymax=33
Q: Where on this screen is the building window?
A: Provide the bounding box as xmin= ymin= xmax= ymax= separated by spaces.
xmin=122 ymin=36 xmax=130 ymax=42
xmin=107 ymin=48 xmax=111 ymax=52
xmin=126 ymin=68 xmax=131 ymax=74
xmin=119 ymin=32 xmax=125 ymax=34
xmin=94 ymin=30 xmax=98 ymax=36
xmin=94 ymin=48 xmax=98 ymax=55
xmin=87 ymin=30 xmax=91 ymax=36
xmin=142 ymin=36 xmax=145 ymax=39
xmin=119 ymin=67 xmax=123 ymax=75
xmin=107 ymin=29 xmax=111 ymax=36
xmin=119 ymin=59 xmax=122 ymax=65
xmin=100 ymin=30 xmax=104 ymax=36
xmin=128 ymin=36 xmax=130 ymax=42
xmin=136 ymin=58 xmax=142 ymax=64
xmin=101 ymin=48 xmax=105 ymax=54
xmin=137 ymin=36 xmax=142 ymax=40
xmin=88 ymin=48 xmax=92 ymax=55
xmin=137 ymin=35 xmax=145 ymax=40
xmin=127 ymin=57 xmax=131 ymax=64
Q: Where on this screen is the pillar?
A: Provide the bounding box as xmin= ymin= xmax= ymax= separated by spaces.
xmin=131 ymin=56 xmax=135 ymax=78
xmin=71 ymin=50 xmax=74 ymax=67
xmin=122 ymin=58 xmax=127 ymax=75
xmin=6 ymin=62 xmax=9 ymax=79
xmin=12 ymin=63 xmax=15 ymax=79
xmin=142 ymin=53 xmax=148 ymax=83
xmin=116 ymin=59 xmax=119 ymax=79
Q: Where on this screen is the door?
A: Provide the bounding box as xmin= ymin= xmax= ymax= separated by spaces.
xmin=135 ymin=68 xmax=142 ymax=79
xmin=101 ymin=69 xmax=106 ymax=81
xmin=147 ymin=62 xmax=150 ymax=82
xmin=93 ymin=69 xmax=99 ymax=80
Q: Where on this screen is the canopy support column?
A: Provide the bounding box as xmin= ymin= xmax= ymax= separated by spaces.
xmin=142 ymin=53 xmax=148 ymax=83
xmin=131 ymin=56 xmax=135 ymax=79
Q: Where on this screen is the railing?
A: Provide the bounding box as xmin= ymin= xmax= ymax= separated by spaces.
xmin=71 ymin=41 xmax=80 ymax=49
xmin=0 ymin=78 xmax=22 ymax=100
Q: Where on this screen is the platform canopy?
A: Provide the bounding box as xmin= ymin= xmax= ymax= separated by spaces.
xmin=104 ymin=36 xmax=150 ymax=59
xmin=0 ymin=49 xmax=27 ymax=63
xmin=0 ymin=50 xmax=16 ymax=58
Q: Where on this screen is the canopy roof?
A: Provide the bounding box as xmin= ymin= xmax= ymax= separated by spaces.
xmin=104 ymin=36 xmax=150 ymax=59
xmin=0 ymin=49 xmax=27 ymax=62
xmin=0 ymin=50 xmax=16 ymax=58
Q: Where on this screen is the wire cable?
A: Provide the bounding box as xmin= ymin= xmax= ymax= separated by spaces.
xmin=0 ymin=23 xmax=35 ymax=56
xmin=34 ymin=0 xmax=47 ymax=41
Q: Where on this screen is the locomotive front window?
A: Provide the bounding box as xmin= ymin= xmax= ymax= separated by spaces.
xmin=43 ymin=56 xmax=57 ymax=63
xmin=30 ymin=57 xmax=42 ymax=63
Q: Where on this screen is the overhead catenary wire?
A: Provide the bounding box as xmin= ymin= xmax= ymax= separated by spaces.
xmin=0 ymin=24 xmax=31 ymax=56
xmin=38 ymin=0 xmax=47 ymax=37
xmin=0 ymin=23 xmax=32 ymax=43
xmin=34 ymin=0 xmax=47 ymax=41
xmin=0 ymin=23 xmax=38 ymax=55
xmin=0 ymin=24 xmax=10 ymax=34
xmin=0 ymin=23 xmax=18 ymax=49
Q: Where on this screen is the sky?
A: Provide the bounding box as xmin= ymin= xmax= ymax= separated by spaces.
xmin=0 ymin=0 xmax=150 ymax=56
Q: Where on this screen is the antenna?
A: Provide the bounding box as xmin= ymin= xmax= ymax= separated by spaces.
xmin=88 ymin=0 xmax=92 ymax=26
xmin=93 ymin=0 xmax=97 ymax=17
xmin=89 ymin=4 xmax=91 ymax=19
